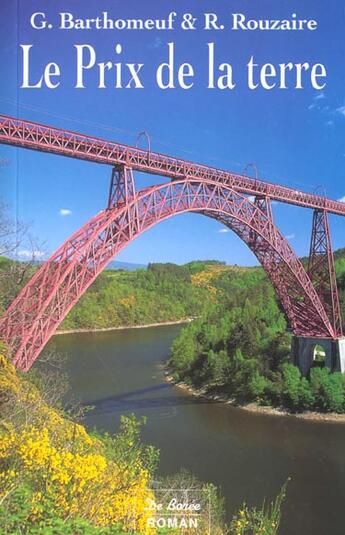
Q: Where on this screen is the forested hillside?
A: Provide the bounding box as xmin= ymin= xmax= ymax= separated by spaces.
xmin=61 ymin=249 xmax=345 ymax=335
xmin=3 ymin=250 xmax=345 ymax=335
xmin=59 ymin=261 xmax=256 ymax=331
xmin=169 ymin=252 xmax=345 ymax=414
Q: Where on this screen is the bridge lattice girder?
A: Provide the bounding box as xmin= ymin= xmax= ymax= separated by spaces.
xmin=1 ymin=114 xmax=345 ymax=215
xmin=307 ymin=210 xmax=343 ymax=338
xmin=0 ymin=177 xmax=337 ymax=371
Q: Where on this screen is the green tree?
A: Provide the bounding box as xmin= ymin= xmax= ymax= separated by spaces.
xmin=299 ymin=377 xmax=315 ymax=409
xmin=310 ymin=368 xmax=344 ymax=412
xmin=170 ymin=328 xmax=197 ymax=380
xmin=249 ymin=371 xmax=270 ymax=404
xmin=201 ymin=349 xmax=229 ymax=385
xmin=282 ymin=364 xmax=302 ymax=410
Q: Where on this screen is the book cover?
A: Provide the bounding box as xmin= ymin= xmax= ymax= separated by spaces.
xmin=1 ymin=2 xmax=345 ymax=534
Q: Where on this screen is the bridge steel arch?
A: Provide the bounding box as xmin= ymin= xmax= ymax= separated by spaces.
xmin=0 ymin=176 xmax=337 ymax=371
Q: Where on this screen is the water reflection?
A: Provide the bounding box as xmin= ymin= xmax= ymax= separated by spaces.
xmin=84 ymin=383 xmax=215 ymax=415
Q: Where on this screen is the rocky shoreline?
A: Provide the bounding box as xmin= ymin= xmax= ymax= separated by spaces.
xmin=54 ymin=318 xmax=192 ymax=336
xmin=164 ymin=373 xmax=345 ymax=424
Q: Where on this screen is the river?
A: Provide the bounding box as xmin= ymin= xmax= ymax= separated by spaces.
xmin=46 ymin=325 xmax=345 ymax=535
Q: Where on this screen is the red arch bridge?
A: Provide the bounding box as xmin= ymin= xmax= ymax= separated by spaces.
xmin=0 ymin=114 xmax=345 ymax=374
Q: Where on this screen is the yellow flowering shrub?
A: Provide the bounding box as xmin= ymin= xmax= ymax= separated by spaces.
xmin=0 ymin=353 xmax=20 ymax=403
xmin=0 ymin=426 xmax=155 ymax=532
xmin=229 ymin=480 xmax=289 ymax=535
xmin=0 ymin=354 xmax=157 ymax=533
xmin=119 ymin=295 xmax=136 ymax=308
xmin=191 ymin=268 xmax=222 ymax=298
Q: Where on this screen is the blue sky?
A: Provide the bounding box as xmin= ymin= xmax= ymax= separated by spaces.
xmin=1 ymin=0 xmax=345 ymax=265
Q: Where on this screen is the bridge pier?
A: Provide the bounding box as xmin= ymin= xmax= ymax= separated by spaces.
xmin=292 ymin=336 xmax=345 ymax=375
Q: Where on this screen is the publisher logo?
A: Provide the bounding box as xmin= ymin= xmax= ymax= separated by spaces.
xmin=146 ymin=488 xmax=211 ymax=533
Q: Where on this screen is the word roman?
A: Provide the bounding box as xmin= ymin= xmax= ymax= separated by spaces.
xmin=20 ymin=43 xmax=327 ymax=91
xmin=147 ymin=517 xmax=199 ymax=529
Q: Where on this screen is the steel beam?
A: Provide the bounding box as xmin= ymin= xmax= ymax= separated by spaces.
xmin=308 ymin=209 xmax=343 ymax=337
xmin=1 ymin=114 xmax=345 ymax=215
xmin=0 ymin=180 xmax=337 ymax=371
xmin=108 ymin=165 xmax=136 ymax=208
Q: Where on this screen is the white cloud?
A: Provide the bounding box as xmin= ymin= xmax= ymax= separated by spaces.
xmin=218 ymin=228 xmax=230 ymax=233
xmin=336 ymin=106 xmax=345 ymax=117
xmin=308 ymin=92 xmax=329 ymax=114
xmin=59 ymin=208 xmax=72 ymax=216
xmin=18 ymin=249 xmax=45 ymax=259
xmin=285 ymin=234 xmax=295 ymax=240
xmin=337 ymin=196 xmax=345 ymax=203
